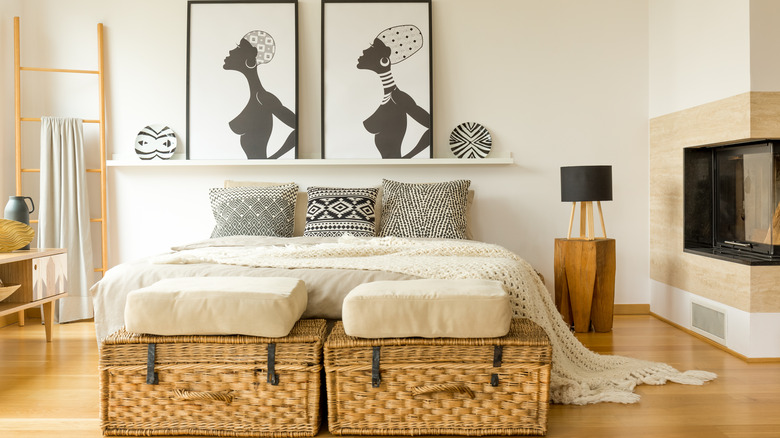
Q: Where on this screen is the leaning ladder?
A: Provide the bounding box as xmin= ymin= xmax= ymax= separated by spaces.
xmin=12 ymin=17 xmax=108 ymax=323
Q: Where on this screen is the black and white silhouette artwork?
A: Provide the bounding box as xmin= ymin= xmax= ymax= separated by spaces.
xmin=322 ymin=1 xmax=432 ymax=159
xmin=357 ymin=25 xmax=430 ymax=159
xmin=187 ymin=1 xmax=297 ymax=160
xmin=223 ymin=30 xmax=296 ymax=159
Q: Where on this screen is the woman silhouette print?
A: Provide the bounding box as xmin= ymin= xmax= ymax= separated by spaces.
xmin=224 ymin=30 xmax=296 ymax=159
xmin=357 ymin=25 xmax=430 ymax=159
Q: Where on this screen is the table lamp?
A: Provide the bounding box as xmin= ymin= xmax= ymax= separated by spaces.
xmin=561 ymin=165 xmax=612 ymax=240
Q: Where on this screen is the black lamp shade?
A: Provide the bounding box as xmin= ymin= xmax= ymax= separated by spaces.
xmin=560 ymin=165 xmax=612 ymax=202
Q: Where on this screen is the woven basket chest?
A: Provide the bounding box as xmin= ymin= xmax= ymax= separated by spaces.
xmin=99 ymin=319 xmax=327 ymax=437
xmin=324 ymin=318 xmax=552 ymax=436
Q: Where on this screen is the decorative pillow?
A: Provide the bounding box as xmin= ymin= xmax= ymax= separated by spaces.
xmin=378 ymin=179 xmax=471 ymax=239
xmin=304 ymin=187 xmax=378 ymax=237
xmin=223 ymin=180 xmax=295 ymax=188
xmin=223 ymin=180 xmax=307 ymax=236
xmin=209 ymin=184 xmax=298 ymax=238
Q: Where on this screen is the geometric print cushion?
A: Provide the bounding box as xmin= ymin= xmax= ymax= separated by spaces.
xmin=209 ymin=184 xmax=298 ymax=238
xmin=303 ymin=187 xmax=378 ymax=237
xmin=378 ymin=179 xmax=471 ymax=240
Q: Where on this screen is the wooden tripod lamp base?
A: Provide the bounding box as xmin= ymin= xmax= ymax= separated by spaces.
xmin=567 ymin=201 xmax=607 ymax=240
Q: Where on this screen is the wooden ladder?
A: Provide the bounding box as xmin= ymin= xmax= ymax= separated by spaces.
xmin=12 ymin=16 xmax=108 ymax=280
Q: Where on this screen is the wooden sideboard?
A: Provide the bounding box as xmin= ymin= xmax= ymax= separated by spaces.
xmin=0 ymin=249 xmax=68 ymax=341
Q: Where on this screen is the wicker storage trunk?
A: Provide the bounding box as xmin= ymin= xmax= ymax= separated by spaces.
xmin=324 ymin=318 xmax=552 ymax=436
xmin=100 ymin=319 xmax=326 ymax=437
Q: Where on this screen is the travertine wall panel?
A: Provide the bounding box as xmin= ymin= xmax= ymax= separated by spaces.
xmin=649 ymin=92 xmax=780 ymax=313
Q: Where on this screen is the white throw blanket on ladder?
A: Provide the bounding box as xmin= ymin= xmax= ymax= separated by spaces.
xmin=154 ymin=235 xmax=716 ymax=405
xmin=39 ymin=117 xmax=95 ymax=323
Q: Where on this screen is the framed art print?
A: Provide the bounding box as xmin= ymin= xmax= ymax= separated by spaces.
xmin=322 ymin=0 xmax=432 ymax=159
xmin=187 ymin=0 xmax=298 ymax=160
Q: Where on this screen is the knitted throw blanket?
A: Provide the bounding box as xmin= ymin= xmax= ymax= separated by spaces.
xmin=154 ymin=235 xmax=715 ymax=404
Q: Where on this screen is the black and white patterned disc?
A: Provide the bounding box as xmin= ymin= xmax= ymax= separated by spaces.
xmin=135 ymin=124 xmax=177 ymax=160
xmin=449 ymin=122 xmax=492 ymax=159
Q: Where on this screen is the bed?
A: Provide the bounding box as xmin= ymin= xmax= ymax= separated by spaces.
xmin=90 ymin=179 xmax=715 ymax=405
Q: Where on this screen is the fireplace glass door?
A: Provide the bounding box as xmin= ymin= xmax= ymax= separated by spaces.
xmin=684 ymin=140 xmax=780 ymax=264
xmin=714 ymin=143 xmax=780 ymax=256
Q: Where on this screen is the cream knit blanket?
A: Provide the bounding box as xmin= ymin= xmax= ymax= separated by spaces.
xmin=154 ymin=235 xmax=716 ymax=405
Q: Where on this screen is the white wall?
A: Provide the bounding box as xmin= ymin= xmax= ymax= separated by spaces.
xmin=0 ymin=0 xmax=651 ymax=305
xmin=649 ymin=0 xmax=751 ymax=118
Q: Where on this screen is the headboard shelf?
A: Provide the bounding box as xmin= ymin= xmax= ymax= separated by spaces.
xmin=107 ymin=155 xmax=514 ymax=167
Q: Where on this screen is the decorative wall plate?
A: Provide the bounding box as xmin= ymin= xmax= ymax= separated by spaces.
xmin=135 ymin=125 xmax=177 ymax=160
xmin=449 ymin=122 xmax=492 ymax=159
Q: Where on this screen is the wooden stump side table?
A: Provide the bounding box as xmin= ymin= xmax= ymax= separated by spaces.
xmin=554 ymin=238 xmax=615 ymax=332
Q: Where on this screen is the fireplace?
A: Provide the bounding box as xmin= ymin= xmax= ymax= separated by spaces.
xmin=684 ymin=140 xmax=780 ymax=265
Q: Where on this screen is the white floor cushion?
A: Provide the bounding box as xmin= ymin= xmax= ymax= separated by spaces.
xmin=124 ymin=277 xmax=307 ymax=337
xmin=342 ymin=279 xmax=512 ymax=338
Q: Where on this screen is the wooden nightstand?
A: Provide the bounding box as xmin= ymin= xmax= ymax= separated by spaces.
xmin=0 ymin=249 xmax=68 ymax=341
xmin=554 ymin=238 xmax=615 ymax=333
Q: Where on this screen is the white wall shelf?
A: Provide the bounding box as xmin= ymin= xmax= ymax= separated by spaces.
xmin=107 ymin=154 xmax=514 ymax=167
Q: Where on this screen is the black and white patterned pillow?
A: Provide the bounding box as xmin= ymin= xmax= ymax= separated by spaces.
xmin=378 ymin=179 xmax=471 ymax=239
xmin=304 ymin=187 xmax=378 ymax=237
xmin=209 ymin=184 xmax=298 ymax=238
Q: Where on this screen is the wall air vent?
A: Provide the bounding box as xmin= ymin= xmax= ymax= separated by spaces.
xmin=691 ymin=301 xmax=726 ymax=344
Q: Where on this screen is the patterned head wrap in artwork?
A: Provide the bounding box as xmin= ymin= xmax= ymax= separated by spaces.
xmin=376 ymin=24 xmax=423 ymax=65
xmin=243 ymin=30 xmax=276 ymax=65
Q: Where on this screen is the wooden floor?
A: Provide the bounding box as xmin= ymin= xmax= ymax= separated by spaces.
xmin=0 ymin=315 xmax=778 ymax=437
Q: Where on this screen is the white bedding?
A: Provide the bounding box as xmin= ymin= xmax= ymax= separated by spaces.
xmin=91 ymin=235 xmax=715 ymax=405
xmin=91 ymin=236 xmax=417 ymax=345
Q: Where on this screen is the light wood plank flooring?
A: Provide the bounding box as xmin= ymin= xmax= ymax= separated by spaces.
xmin=0 ymin=315 xmax=778 ymax=437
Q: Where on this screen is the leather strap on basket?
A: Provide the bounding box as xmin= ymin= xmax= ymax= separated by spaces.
xmin=372 ymin=346 xmax=381 ymax=388
xmin=412 ymin=384 xmax=475 ymax=399
xmin=491 ymin=345 xmax=503 ymax=387
xmin=146 ymin=343 xmax=158 ymax=385
xmin=173 ymin=389 xmax=234 ymax=404
xmin=267 ymin=343 xmax=279 ymax=386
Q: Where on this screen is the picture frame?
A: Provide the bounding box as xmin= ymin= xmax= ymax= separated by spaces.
xmin=186 ymin=0 xmax=298 ymax=160
xmin=321 ymin=0 xmax=433 ymax=159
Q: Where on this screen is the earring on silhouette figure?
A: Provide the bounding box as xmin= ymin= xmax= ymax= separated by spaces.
xmin=380 ymin=57 xmax=390 ymax=67
xmin=245 ymin=59 xmax=257 ymax=69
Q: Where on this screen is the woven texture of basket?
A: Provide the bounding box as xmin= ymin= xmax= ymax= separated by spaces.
xmin=100 ymin=319 xmax=326 ymax=437
xmin=324 ymin=318 xmax=552 ymax=436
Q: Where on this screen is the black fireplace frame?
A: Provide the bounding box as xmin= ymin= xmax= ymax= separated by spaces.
xmin=683 ymin=139 xmax=780 ymax=265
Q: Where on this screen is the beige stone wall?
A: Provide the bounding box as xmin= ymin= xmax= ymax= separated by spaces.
xmin=649 ymin=91 xmax=780 ymax=313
